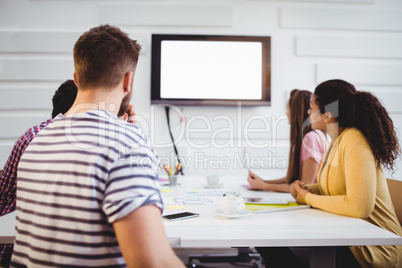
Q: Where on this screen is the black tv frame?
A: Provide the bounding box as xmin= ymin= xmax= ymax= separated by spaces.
xmin=151 ymin=34 xmax=271 ymax=106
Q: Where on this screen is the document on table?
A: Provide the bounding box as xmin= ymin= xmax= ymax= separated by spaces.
xmin=174 ymin=197 xmax=213 ymax=205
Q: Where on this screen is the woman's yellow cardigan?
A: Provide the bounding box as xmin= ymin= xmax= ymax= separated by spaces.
xmin=306 ymin=128 xmax=402 ymax=268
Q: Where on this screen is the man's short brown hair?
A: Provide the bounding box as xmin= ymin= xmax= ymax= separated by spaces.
xmin=73 ymin=24 xmax=141 ymax=90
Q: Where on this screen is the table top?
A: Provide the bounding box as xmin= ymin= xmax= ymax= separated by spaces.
xmin=0 ymin=212 xmax=15 ymax=244
xmin=1 ymin=175 xmax=402 ymax=249
xmin=161 ymin=175 xmax=402 ymax=248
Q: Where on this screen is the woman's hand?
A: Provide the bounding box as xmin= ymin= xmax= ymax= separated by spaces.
xmin=247 ymin=172 xmax=266 ymax=190
xmin=290 ymin=180 xmax=310 ymax=204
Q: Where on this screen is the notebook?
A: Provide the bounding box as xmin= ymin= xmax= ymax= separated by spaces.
xmin=245 ymin=202 xmax=310 ymax=214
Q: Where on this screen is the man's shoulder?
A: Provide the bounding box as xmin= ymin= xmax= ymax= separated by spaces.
xmin=102 ymin=112 xmax=150 ymax=143
xmin=84 ymin=111 xmax=155 ymax=152
xmin=18 ymin=118 xmax=52 ymax=144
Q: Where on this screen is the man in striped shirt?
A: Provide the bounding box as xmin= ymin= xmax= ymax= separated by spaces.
xmin=0 ymin=79 xmax=77 ymax=267
xmin=12 ymin=25 xmax=184 ymax=267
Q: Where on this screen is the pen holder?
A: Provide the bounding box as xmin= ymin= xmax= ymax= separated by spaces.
xmin=169 ymin=175 xmax=179 ymax=186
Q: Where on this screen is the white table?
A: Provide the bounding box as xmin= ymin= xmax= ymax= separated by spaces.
xmin=161 ymin=175 xmax=402 ymax=267
xmin=0 ymin=212 xmax=14 ymax=244
xmin=1 ymin=175 xmax=402 ymax=268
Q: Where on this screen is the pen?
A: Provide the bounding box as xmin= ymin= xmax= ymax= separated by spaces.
xmin=162 ymin=164 xmax=169 ymax=175
xmin=175 ymin=163 xmax=182 ymax=175
xmin=178 ymin=164 xmax=182 ymax=175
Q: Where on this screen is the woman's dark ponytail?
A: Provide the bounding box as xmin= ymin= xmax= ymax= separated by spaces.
xmin=286 ymin=89 xmax=313 ymax=183
xmin=314 ymin=79 xmax=400 ymax=171
xmin=350 ymin=91 xmax=400 ymax=171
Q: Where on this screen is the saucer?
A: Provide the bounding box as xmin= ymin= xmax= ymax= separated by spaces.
xmin=213 ymin=209 xmax=250 ymax=219
xmin=203 ymin=183 xmax=222 ymax=189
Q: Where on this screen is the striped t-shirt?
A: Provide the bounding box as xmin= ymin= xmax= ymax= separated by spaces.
xmin=11 ymin=110 xmax=163 ymax=268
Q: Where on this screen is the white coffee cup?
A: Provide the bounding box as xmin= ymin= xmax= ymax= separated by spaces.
xmin=206 ymin=175 xmax=220 ymax=186
xmin=220 ymin=192 xmax=245 ymax=215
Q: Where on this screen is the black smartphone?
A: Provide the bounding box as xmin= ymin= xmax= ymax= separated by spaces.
xmin=162 ymin=212 xmax=200 ymax=221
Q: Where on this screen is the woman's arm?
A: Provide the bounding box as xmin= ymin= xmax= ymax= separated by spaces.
xmin=300 ymin=158 xmax=319 ymax=184
xmin=250 ymin=156 xmax=320 ymax=193
xmin=247 ymin=172 xmax=290 ymax=192
xmin=261 ymin=182 xmax=291 ymax=193
xmin=263 ymin=177 xmax=288 ymax=184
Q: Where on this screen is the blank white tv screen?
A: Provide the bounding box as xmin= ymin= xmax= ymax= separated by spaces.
xmin=160 ymin=41 xmax=262 ymax=100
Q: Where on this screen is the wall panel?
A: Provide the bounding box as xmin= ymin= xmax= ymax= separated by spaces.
xmin=316 ymin=63 xmax=402 ymax=86
xmin=0 ymin=59 xmax=74 ymax=81
xmin=99 ymin=4 xmax=233 ymax=27
xmin=281 ymin=8 xmax=402 ymax=32
xmin=248 ymin=0 xmax=374 ymax=2
xmin=297 ymin=35 xmax=402 ymax=59
xmin=384 ymin=114 xmax=402 ymax=180
xmin=0 ymin=32 xmax=79 ymax=53
xmin=371 ymin=90 xmax=402 ymax=114
xmin=0 ymin=1 xmax=97 ymax=30
xmin=0 ymin=143 xmax=14 ymax=167
xmin=0 ymin=31 xmax=147 ymax=54
xmin=0 ymin=115 xmax=48 ymax=139
xmin=0 ymin=86 xmax=55 ymax=110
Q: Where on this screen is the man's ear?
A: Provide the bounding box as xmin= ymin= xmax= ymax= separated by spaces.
xmin=73 ymin=72 xmax=78 ymax=87
xmin=123 ymin=71 xmax=133 ymax=94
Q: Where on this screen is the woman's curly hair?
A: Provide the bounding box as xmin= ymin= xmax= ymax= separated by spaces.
xmin=314 ymin=79 xmax=400 ymax=171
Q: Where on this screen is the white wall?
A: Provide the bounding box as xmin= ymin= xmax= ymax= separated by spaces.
xmin=1 ymin=0 xmax=402 ymax=180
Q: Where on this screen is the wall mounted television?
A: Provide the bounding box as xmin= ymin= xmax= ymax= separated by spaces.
xmin=151 ymin=34 xmax=271 ymax=106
